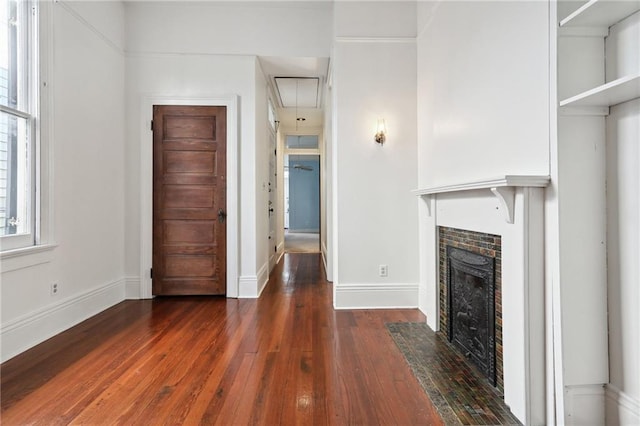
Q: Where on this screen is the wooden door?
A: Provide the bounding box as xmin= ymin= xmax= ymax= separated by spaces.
xmin=152 ymin=105 xmax=226 ymax=295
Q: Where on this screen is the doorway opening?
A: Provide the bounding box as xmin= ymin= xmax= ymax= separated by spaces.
xmin=284 ymin=135 xmax=320 ymax=253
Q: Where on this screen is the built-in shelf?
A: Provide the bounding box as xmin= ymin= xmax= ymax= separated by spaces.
xmin=560 ymin=0 xmax=640 ymax=29
xmin=413 ymin=175 xmax=550 ymax=224
xmin=559 ymin=74 xmax=640 ymax=108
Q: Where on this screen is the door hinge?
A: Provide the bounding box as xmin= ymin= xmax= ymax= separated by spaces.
xmin=150 ymin=268 xmax=153 ymax=279
xmin=150 ymin=120 xmax=154 ymax=131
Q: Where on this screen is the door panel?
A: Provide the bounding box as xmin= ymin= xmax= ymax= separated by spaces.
xmin=163 ymin=186 xmax=215 ymax=208
xmin=153 ymin=105 xmax=226 ymax=295
xmin=163 ymin=221 xmax=215 ymax=244
xmin=164 ymin=151 xmax=217 ymax=174
xmin=164 ymin=116 xmax=216 ymax=139
xmin=164 ymin=256 xmax=216 ymax=277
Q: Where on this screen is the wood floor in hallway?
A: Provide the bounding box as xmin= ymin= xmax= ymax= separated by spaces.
xmin=1 ymin=254 xmax=444 ymax=425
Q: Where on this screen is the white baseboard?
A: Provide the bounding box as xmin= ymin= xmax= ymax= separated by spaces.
xmin=606 ymin=384 xmax=640 ymax=425
xmin=257 ymin=262 xmax=269 ymax=296
xmin=334 ymin=283 xmax=419 ymax=309
xmin=564 ymin=384 xmax=606 ymax=425
xmin=239 ymin=264 xmax=270 ymax=299
xmin=125 ymin=276 xmax=140 ymax=299
xmin=321 ymin=241 xmax=329 ymax=279
xmin=238 ymin=275 xmax=258 ymax=298
xmin=0 ymin=277 xmax=126 ymax=362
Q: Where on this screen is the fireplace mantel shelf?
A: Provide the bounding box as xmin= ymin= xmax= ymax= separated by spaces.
xmin=412 ymin=175 xmax=551 ymax=223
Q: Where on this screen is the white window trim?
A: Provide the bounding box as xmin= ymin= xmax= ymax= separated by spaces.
xmin=1 ymin=0 xmax=53 ymax=256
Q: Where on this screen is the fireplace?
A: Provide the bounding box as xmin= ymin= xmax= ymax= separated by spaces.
xmin=447 ymin=246 xmax=496 ymax=386
xmin=439 ymin=226 xmax=503 ymax=393
xmin=420 ymin=182 xmax=548 ymax=423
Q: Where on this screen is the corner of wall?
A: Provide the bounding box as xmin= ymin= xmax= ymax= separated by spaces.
xmin=125 ymin=276 xmax=141 ymax=299
xmin=238 ymin=261 xmax=270 ymax=298
xmin=606 ymin=384 xmax=640 ymax=426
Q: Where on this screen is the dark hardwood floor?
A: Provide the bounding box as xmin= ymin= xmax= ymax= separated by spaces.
xmin=1 ymin=254 xmax=444 ymax=425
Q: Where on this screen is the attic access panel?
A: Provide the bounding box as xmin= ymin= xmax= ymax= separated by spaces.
xmin=275 ymin=77 xmax=320 ymax=108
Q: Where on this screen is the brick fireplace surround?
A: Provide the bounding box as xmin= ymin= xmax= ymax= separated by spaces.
xmin=439 ymin=226 xmax=504 ymax=395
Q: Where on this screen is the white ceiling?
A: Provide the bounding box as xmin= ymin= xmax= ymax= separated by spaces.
xmin=259 ymin=56 xmax=329 ymax=129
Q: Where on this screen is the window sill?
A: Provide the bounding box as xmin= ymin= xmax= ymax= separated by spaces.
xmin=0 ymin=243 xmax=57 ymax=273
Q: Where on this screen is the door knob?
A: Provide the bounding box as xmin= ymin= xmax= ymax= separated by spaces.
xmin=218 ymin=209 xmax=227 ymax=224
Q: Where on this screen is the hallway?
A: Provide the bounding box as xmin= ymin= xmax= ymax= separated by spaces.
xmin=1 ymin=254 xmax=443 ymax=425
xmin=285 ymin=231 xmax=320 ymax=253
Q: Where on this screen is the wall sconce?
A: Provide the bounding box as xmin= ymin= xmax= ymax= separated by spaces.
xmin=374 ymin=118 xmax=386 ymax=145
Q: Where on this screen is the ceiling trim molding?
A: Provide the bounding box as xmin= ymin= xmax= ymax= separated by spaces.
xmin=334 ymin=36 xmax=416 ymax=44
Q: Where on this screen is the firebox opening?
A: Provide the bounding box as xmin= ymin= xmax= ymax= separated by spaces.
xmin=447 ymin=246 xmax=496 ymax=386
xmin=438 ymin=226 xmax=503 ymax=395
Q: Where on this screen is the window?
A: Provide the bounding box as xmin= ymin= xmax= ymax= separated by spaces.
xmin=285 ymin=135 xmax=318 ymax=150
xmin=1 ymin=0 xmax=37 ymax=250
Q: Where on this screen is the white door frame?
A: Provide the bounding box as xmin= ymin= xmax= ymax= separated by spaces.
xmin=139 ymin=95 xmax=240 ymax=298
xmin=281 ymin=131 xmax=323 ymax=251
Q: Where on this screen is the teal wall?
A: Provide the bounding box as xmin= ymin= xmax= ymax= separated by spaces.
xmin=288 ymin=155 xmax=320 ymax=232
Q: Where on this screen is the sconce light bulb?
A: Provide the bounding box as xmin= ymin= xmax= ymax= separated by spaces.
xmin=375 ymin=119 xmax=386 ymax=144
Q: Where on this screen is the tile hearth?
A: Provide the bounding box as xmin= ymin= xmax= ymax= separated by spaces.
xmin=387 ymin=322 xmax=521 ymax=425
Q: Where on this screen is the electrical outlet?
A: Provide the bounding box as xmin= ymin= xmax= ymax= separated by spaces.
xmin=50 ymin=282 xmax=59 ymax=295
xmin=379 ymin=265 xmax=388 ymax=277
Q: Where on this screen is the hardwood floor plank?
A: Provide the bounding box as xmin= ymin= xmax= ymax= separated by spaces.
xmin=182 ymin=301 xmax=258 ymax=423
xmin=211 ymin=353 xmax=256 ymax=426
xmin=296 ymin=350 xmax=314 ymax=424
xmin=1 ymin=253 xmax=444 ymax=425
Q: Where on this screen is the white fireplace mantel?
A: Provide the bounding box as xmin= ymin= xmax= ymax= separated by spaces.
xmin=412 ymin=175 xmax=551 ymax=223
xmin=416 ymin=174 xmax=550 ymax=423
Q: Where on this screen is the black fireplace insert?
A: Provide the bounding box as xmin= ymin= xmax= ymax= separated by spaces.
xmin=447 ymin=246 xmax=496 ymax=386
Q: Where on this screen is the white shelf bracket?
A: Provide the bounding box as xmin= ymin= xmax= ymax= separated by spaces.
xmin=491 ymin=186 xmax=515 ymax=224
xmin=424 ymin=194 xmax=432 ymax=216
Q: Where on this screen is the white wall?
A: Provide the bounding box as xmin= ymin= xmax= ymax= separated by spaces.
xmin=124 ymin=53 xmax=257 ymax=295
xmin=322 ymin=69 xmax=333 ymax=281
xmin=125 ymin=1 xmax=331 ymax=58
xmin=334 ymin=1 xmax=416 ymax=38
xmin=416 ymin=2 xmax=550 ymax=423
xmin=417 ymin=1 xmax=549 ymax=188
xmin=605 ymin=11 xmax=640 ymax=426
xmin=1 ymin=1 xmax=126 ymax=361
xmin=124 ymin=1 xmax=332 ymax=299
xmin=332 ymin=2 xmax=419 ymax=308
xmin=255 ymin=60 xmax=270 ymax=293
